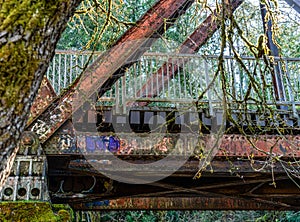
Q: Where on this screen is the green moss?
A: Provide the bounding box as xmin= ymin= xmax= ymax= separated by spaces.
xmin=0 ymin=0 xmax=76 ymax=112
xmin=0 ymin=201 xmax=73 ymax=222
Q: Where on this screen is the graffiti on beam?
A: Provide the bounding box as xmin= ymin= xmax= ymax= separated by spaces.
xmin=43 ymin=131 xmax=193 ymax=156
xmin=77 ymin=135 xmax=175 ymax=155
xmin=43 ymin=132 xmax=300 ymax=159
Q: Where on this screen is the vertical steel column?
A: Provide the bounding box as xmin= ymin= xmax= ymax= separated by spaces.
xmin=260 ymin=1 xmax=287 ymax=109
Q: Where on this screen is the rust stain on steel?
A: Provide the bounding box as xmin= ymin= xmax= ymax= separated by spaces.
xmin=130 ymin=0 xmax=244 ymax=105
xmin=76 ymin=0 xmax=194 ymax=99
xmin=65 ymin=155 xmax=297 ymax=176
xmin=44 ymin=131 xmax=300 ymax=158
xmin=26 ymin=0 xmax=194 ymax=143
xmin=218 ymin=134 xmax=300 ymax=157
xmin=28 ymin=77 xmax=56 ymax=124
xmin=71 ymin=196 xmax=282 ymax=210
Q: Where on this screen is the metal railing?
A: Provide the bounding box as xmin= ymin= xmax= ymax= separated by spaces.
xmin=46 ymin=50 xmax=300 ymax=112
xmin=46 ymin=50 xmax=101 ymax=93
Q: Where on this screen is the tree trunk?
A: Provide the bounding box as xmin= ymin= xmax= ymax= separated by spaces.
xmin=0 ymin=0 xmax=81 ymax=188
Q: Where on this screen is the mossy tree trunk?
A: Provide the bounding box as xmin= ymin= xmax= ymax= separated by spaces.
xmin=0 ymin=0 xmax=82 ymax=188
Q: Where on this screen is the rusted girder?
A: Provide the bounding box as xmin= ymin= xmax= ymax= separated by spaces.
xmin=129 ymin=0 xmax=244 ymax=105
xmin=44 ymin=131 xmax=300 ymax=157
xmin=28 ymin=77 xmax=56 ymax=125
xmin=48 ymin=167 xmax=300 ymax=210
xmin=70 ymin=196 xmax=297 ymax=210
xmin=62 ymin=155 xmax=297 ymax=177
xmin=46 ymin=132 xmax=300 ymax=210
xmin=217 ymin=134 xmax=300 ymax=157
xmin=26 ymin=0 xmax=195 ymax=143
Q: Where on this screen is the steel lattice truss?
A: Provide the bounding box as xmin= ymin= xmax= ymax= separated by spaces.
xmin=13 ymin=0 xmax=300 ymax=210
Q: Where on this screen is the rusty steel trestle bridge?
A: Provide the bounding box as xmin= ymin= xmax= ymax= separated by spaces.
xmin=1 ymin=0 xmax=300 ymax=210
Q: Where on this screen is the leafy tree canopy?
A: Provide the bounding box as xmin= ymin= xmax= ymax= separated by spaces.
xmin=57 ymin=0 xmax=300 ymax=58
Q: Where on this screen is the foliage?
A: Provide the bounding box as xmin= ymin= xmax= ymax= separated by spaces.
xmin=57 ymin=0 xmax=157 ymax=51
xmin=190 ymin=0 xmax=300 ymax=181
xmin=277 ymin=2 xmax=300 ymax=57
xmin=198 ymin=0 xmax=300 ymax=57
xmin=0 ymin=202 xmax=73 ymax=222
xmin=75 ymin=210 xmax=300 ymax=221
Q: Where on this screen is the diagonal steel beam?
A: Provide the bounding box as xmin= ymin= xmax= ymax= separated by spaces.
xmin=28 ymin=77 xmax=56 ymax=125
xmin=129 ymin=0 xmax=244 ymax=106
xmin=284 ymin=0 xmax=300 ymax=13
xmin=26 ymin=0 xmax=194 ymax=143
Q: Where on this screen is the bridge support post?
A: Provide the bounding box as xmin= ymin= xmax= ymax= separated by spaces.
xmin=260 ymin=1 xmax=287 ymax=107
xmin=0 ymin=131 xmax=49 ymax=201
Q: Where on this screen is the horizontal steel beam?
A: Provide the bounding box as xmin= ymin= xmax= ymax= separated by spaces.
xmin=47 ymin=158 xmax=300 ymax=210
xmin=48 ymin=169 xmax=300 ymax=208
xmin=44 ymin=127 xmax=300 ymax=157
xmin=70 ymin=196 xmax=299 ymax=210
xmin=47 ymin=157 xmax=297 ymax=176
